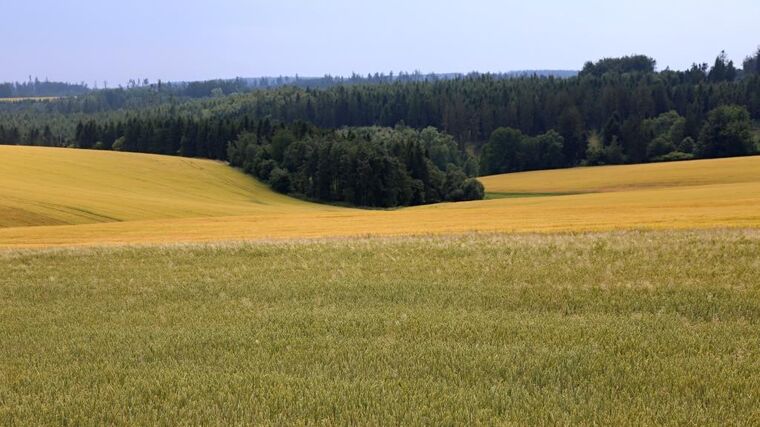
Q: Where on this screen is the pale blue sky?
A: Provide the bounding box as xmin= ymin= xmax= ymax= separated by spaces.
xmin=2 ymin=0 xmax=758 ymax=84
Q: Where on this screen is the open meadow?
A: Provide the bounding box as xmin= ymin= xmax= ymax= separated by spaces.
xmin=1 ymin=231 xmax=759 ymax=424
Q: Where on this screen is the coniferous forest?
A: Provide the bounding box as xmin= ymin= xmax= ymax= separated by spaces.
xmin=1 ymin=51 xmax=759 ymax=207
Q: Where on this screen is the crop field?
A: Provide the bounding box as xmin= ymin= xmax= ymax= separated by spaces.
xmin=478 ymin=156 xmax=760 ymax=194
xmin=1 ymin=231 xmax=759 ymax=424
xmin=1 ymin=146 xmax=759 ymax=423
xmin=0 ymin=145 xmax=328 ymax=228
xmin=1 ymin=146 xmax=760 ymax=247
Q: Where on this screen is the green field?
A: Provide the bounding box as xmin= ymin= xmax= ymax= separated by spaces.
xmin=1 ymin=231 xmax=759 ymax=424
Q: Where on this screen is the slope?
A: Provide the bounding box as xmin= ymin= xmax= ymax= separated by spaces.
xmin=0 ymin=145 xmax=330 ymax=228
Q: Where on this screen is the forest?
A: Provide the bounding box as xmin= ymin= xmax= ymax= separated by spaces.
xmin=227 ymin=126 xmax=483 ymax=207
xmin=1 ymin=50 xmax=759 ymax=206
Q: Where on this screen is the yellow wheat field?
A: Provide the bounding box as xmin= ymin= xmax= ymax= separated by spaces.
xmin=1 ymin=145 xmax=759 ymax=247
xmin=479 ymin=156 xmax=760 ymax=193
xmin=0 ymin=145 xmax=336 ymax=228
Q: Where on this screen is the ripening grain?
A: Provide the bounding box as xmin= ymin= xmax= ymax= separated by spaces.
xmin=1 ymin=146 xmax=759 ymax=247
xmin=1 ymin=231 xmax=758 ymax=424
xmin=0 ymin=145 xmax=332 ymax=228
xmin=479 ymin=155 xmax=760 ymax=193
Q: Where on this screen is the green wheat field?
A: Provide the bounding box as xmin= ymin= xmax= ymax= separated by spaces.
xmin=1 ymin=231 xmax=758 ymax=425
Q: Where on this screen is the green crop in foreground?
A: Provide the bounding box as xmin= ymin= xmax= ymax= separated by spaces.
xmin=1 ymin=230 xmax=759 ymax=425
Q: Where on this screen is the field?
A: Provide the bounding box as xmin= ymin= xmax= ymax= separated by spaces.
xmin=1 ymin=145 xmax=760 ymax=248
xmin=1 ymin=146 xmax=759 ymax=423
xmin=0 ymin=145 xmax=327 ymax=228
xmin=1 ymin=231 xmax=759 ymax=424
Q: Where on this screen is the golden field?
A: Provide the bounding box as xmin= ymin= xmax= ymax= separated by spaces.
xmin=1 ymin=145 xmax=759 ymax=247
xmin=479 ymin=155 xmax=760 ymax=193
xmin=0 ymin=145 xmax=333 ymax=228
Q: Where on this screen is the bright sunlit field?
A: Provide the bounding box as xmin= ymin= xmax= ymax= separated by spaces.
xmin=1 ymin=146 xmax=759 ymax=247
xmin=0 ymin=145 xmax=328 ymax=229
xmin=2 ymin=0 xmax=758 ymax=423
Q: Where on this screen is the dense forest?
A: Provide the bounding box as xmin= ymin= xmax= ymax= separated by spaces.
xmin=227 ymin=125 xmax=483 ymax=207
xmin=1 ymin=49 xmax=759 ymax=206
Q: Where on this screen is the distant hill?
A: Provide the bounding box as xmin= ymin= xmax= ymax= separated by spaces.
xmin=165 ymin=70 xmax=579 ymax=95
xmin=0 ymin=70 xmax=577 ymax=100
xmin=0 ymin=79 xmax=90 ymax=98
xmin=240 ymin=70 xmax=578 ymax=89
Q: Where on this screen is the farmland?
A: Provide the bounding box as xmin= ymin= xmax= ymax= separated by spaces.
xmin=3 ymin=2 xmax=760 ymax=423
xmin=0 ymin=145 xmax=327 ymax=228
xmin=1 ymin=146 xmax=760 ymax=247
xmin=1 ymin=146 xmax=759 ymax=423
xmin=1 ymin=231 xmax=759 ymax=424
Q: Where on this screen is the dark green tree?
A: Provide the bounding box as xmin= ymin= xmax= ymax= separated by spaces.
xmin=697 ymin=105 xmax=754 ymax=158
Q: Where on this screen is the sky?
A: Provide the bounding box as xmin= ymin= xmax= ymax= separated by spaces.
xmin=2 ymin=0 xmax=759 ymax=85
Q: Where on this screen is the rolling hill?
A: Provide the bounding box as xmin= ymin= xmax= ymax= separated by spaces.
xmin=1 ymin=145 xmax=759 ymax=247
xmin=0 ymin=145 xmax=331 ymax=228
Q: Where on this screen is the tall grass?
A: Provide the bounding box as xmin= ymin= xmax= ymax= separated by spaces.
xmin=1 ymin=230 xmax=758 ymax=424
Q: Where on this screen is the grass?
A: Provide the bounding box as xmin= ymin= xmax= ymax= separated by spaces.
xmin=1 ymin=146 xmax=760 ymax=247
xmin=1 ymin=230 xmax=758 ymax=424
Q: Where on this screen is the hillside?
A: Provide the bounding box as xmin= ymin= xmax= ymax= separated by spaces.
xmin=0 ymin=145 xmax=330 ymax=228
xmin=1 ymin=146 xmax=759 ymax=247
xmin=479 ymin=156 xmax=760 ymax=194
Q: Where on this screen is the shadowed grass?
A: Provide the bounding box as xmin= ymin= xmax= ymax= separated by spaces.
xmin=1 ymin=230 xmax=759 ymax=424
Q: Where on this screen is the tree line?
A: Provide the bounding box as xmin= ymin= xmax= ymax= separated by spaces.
xmin=1 ymin=50 xmax=759 ymax=206
xmin=0 ymin=78 xmax=90 ymax=98
xmin=4 ymin=51 xmax=757 ymax=150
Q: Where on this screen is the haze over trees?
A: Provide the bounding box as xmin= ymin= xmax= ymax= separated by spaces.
xmin=0 ymin=78 xmax=90 ymax=98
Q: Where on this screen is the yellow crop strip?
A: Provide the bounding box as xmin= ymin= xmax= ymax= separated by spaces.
xmin=1 ymin=145 xmax=759 ymax=247
xmin=479 ymin=156 xmax=760 ymax=193
xmin=0 ymin=145 xmax=334 ymax=228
